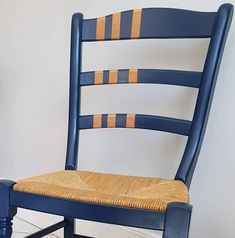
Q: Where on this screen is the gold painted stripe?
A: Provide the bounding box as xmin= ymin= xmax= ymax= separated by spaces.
xmin=109 ymin=70 xmax=118 ymax=84
xmin=111 ymin=12 xmax=121 ymax=40
xmin=131 ymin=9 xmax=142 ymax=39
xmin=93 ymin=115 xmax=102 ymax=128
xmin=126 ymin=114 xmax=135 ymax=128
xmin=128 ymin=69 xmax=138 ymax=83
xmin=96 ymin=16 xmax=106 ymax=40
xmin=95 ymin=71 xmax=104 ymax=85
xmin=107 ymin=114 xmax=116 ymax=128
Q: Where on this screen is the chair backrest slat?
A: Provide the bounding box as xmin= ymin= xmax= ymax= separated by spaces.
xmin=82 ymin=8 xmax=217 ymax=41
xmin=79 ymin=114 xmax=191 ymax=136
xmin=80 ymin=69 xmax=202 ymax=88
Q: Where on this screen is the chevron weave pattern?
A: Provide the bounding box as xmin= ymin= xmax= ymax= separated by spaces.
xmin=14 ymin=170 xmax=188 ymax=211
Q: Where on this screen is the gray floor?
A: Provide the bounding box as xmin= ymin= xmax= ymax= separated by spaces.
xmin=12 ymin=215 xmax=161 ymax=238
xmin=12 ymin=216 xmax=59 ymax=238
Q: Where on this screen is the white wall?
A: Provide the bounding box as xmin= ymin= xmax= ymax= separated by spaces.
xmin=0 ymin=0 xmax=234 ymax=237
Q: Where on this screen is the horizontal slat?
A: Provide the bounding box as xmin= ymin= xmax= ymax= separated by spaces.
xmin=11 ymin=190 xmax=165 ymax=230
xmin=79 ymin=114 xmax=191 ymax=136
xmin=80 ymin=69 xmax=202 ymax=88
xmin=82 ymin=8 xmax=216 ymax=41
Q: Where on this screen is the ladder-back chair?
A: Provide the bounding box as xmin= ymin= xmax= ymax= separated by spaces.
xmin=0 ymin=3 xmax=233 ymax=238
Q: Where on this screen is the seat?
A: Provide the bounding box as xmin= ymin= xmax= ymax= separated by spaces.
xmin=0 ymin=4 xmax=233 ymax=238
xmin=13 ymin=170 xmax=189 ymax=211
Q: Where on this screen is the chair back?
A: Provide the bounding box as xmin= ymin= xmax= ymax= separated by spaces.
xmin=65 ymin=4 xmax=233 ymax=188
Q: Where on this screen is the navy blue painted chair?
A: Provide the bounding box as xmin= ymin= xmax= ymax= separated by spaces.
xmin=0 ymin=4 xmax=233 ymax=238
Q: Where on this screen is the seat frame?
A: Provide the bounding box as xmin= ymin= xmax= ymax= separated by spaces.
xmin=0 ymin=4 xmax=233 ymax=238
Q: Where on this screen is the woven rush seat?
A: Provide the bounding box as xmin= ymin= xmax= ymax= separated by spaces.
xmin=13 ymin=170 xmax=189 ymax=211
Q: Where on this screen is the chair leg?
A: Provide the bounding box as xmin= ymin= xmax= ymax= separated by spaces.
xmin=0 ymin=180 xmax=17 ymax=238
xmin=64 ymin=217 xmax=74 ymax=238
xmin=162 ymin=202 xmax=192 ymax=238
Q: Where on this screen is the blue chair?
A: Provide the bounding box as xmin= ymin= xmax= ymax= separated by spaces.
xmin=0 ymin=4 xmax=233 ymax=238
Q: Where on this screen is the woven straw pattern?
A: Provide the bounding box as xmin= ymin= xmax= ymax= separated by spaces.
xmin=13 ymin=170 xmax=189 ymax=211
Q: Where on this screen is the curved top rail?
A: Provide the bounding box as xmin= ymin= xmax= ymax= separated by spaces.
xmin=82 ymin=8 xmax=216 ymax=41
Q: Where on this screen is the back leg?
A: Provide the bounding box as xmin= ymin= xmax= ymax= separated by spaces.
xmin=64 ymin=217 xmax=74 ymax=238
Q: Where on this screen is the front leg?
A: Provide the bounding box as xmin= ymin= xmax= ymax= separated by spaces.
xmin=0 ymin=180 xmax=17 ymax=238
xmin=163 ymin=202 xmax=192 ymax=238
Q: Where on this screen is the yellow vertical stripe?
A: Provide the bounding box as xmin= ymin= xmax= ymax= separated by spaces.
xmin=126 ymin=114 xmax=135 ymax=128
xmin=128 ymin=69 xmax=138 ymax=83
xmin=93 ymin=115 xmax=102 ymax=128
xmin=131 ymin=9 xmax=142 ymax=39
xmin=109 ymin=70 xmax=118 ymax=84
xmin=112 ymin=12 xmax=121 ymax=40
xmin=107 ymin=114 xmax=116 ymax=128
xmin=96 ymin=16 xmax=106 ymax=40
xmin=95 ymin=71 xmax=104 ymax=85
